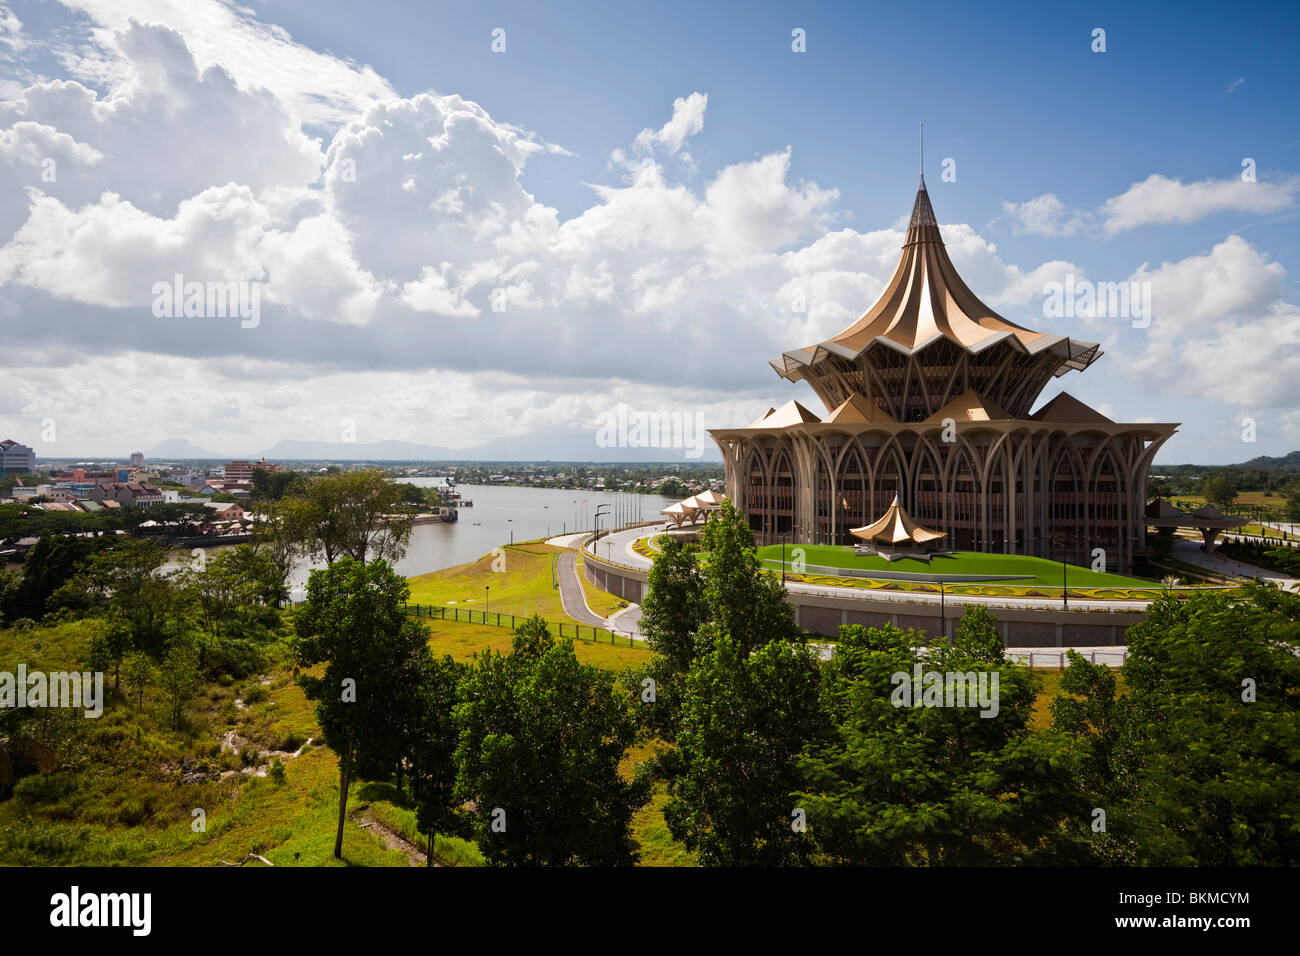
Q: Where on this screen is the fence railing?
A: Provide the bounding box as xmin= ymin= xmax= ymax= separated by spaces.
xmin=1010 ymin=648 xmax=1129 ymax=668
xmin=398 ymin=601 xmax=641 ymax=648
xmin=912 ymin=645 xmax=1130 ymax=668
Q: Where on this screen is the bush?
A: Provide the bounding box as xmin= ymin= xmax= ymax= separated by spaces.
xmin=116 ymin=794 xmax=151 ymax=826
xmin=201 ymin=637 xmax=266 ymax=681
xmin=11 ymin=771 xmax=80 ymax=806
xmin=269 ymin=758 xmax=286 ymax=785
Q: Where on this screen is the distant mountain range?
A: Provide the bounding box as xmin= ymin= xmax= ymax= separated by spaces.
xmin=1153 ymin=450 xmax=1300 ymax=470
xmin=144 ymin=437 xmax=230 ymax=459
xmin=143 ymin=423 xmax=722 ymax=463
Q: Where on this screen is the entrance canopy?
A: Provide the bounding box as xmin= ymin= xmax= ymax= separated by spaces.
xmin=1145 ymin=499 xmax=1246 ymax=553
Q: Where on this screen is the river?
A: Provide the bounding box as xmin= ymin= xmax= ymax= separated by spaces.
xmin=274 ymin=482 xmax=662 ymax=596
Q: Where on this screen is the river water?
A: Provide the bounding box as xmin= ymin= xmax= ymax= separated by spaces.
xmin=276 ymin=482 xmax=662 ymax=595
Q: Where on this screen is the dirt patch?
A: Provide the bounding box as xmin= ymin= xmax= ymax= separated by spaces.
xmin=350 ymin=805 xmax=437 ymax=867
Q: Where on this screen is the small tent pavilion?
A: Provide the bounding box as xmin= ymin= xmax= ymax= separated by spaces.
xmin=849 ymin=494 xmax=948 ymax=561
xmin=660 ymin=490 xmax=728 ymax=527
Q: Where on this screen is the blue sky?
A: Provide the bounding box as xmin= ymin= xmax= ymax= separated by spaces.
xmin=0 ymin=0 xmax=1297 ymax=463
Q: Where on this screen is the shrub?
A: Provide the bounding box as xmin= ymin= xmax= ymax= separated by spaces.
xmin=201 ymin=637 xmax=265 ymax=681
xmin=269 ymin=758 xmax=286 ymax=785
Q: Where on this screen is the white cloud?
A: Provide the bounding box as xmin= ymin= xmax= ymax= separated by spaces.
xmin=53 ymin=0 xmax=394 ymax=128
xmin=632 ymin=91 xmax=707 ymax=156
xmin=704 ymin=147 xmax=839 ymax=254
xmin=0 ymin=3 xmax=23 ymax=54
xmin=7 ymin=4 xmax=1290 ymax=459
xmin=1118 ymin=235 xmax=1300 ymax=407
xmin=400 ymin=265 xmax=481 ymax=318
xmin=0 ymin=184 xmax=380 ymax=324
xmin=1102 ymin=174 xmax=1298 ymax=234
xmin=0 ymin=19 xmax=324 ymax=232
xmin=1001 ymin=193 xmax=1088 ymax=236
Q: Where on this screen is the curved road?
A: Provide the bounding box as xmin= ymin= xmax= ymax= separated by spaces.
xmin=578 ymin=522 xmax=1285 ymax=612
xmin=548 ymin=525 xmax=1152 ymax=662
xmin=554 ymin=550 xmax=606 ymax=627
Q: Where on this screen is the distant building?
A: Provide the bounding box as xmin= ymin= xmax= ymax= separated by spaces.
xmin=222 ymin=459 xmax=279 ymax=480
xmin=1 ymin=439 xmax=35 ymax=474
xmin=202 ymin=500 xmax=246 ymax=521
xmin=130 ymin=451 xmax=145 ymax=469
xmin=90 ymin=481 xmax=164 ymax=508
xmin=9 ymin=484 xmax=51 ymax=501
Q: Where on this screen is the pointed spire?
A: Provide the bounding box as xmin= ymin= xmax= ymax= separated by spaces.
xmin=905 ymin=178 xmax=940 ymax=245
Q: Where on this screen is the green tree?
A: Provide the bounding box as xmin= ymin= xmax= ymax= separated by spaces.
xmin=1114 ymin=586 xmax=1300 ymax=864
xmin=794 ymin=615 xmax=1067 ymax=865
xmin=636 ymin=536 xmax=707 ymax=739
xmin=292 ymin=557 xmax=433 ymax=859
xmin=453 ymin=615 xmax=645 ymax=866
xmin=1049 ymin=650 xmax=1139 ymax=864
xmin=1201 ymin=475 xmax=1238 ymax=513
xmin=698 ymin=500 xmax=799 ymax=655
xmin=4 ymin=533 xmax=108 ymax=622
xmin=278 ymin=470 xmax=414 ymax=566
xmin=252 ymin=468 xmax=305 ymax=502
xmin=1281 ymin=481 xmax=1300 ymax=521
xmin=56 ymin=540 xmax=182 ymax=687
xmin=664 ymin=634 xmax=826 ymax=865
xmin=123 ymin=651 xmax=155 ymax=710
xmin=157 ymin=636 xmax=201 ymax=729
xmin=184 ymin=546 xmax=285 ymax=637
xmin=409 ymin=654 xmax=465 ymax=866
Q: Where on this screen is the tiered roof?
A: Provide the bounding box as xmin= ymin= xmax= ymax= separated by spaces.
xmin=773 ymin=179 xmax=1101 ymax=382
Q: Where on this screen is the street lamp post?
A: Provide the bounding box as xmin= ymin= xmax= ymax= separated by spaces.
xmin=485 ymin=585 xmax=489 ymax=620
xmin=939 ymin=579 xmax=947 ymax=643
xmin=1061 ymin=548 xmax=1068 ymax=611
xmin=594 ymin=503 xmax=610 ymax=542
xmin=1048 ymin=536 xmax=1068 ymax=610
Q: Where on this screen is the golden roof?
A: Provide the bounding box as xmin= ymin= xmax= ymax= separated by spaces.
xmin=825 ymin=393 xmax=897 ymax=425
xmin=923 ymin=388 xmax=1009 ymax=424
xmin=1031 ymin=392 xmax=1114 ymax=424
xmin=850 ymin=494 xmax=947 ymax=546
xmin=746 ymin=399 xmax=821 ymax=429
xmin=774 ymin=179 xmax=1100 ymax=377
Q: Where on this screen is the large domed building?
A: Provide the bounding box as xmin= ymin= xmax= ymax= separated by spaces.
xmin=709 ymin=178 xmax=1178 ymax=573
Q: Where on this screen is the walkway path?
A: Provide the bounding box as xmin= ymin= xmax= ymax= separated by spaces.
xmin=1171 ymin=539 xmax=1298 ymax=591
xmin=553 ymin=550 xmax=607 ymax=628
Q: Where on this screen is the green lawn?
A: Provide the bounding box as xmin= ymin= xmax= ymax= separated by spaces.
xmin=406 ymin=542 xmax=627 ymax=625
xmin=419 ymin=618 xmax=648 ymax=668
xmin=755 ymin=544 xmax=1156 ymax=588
